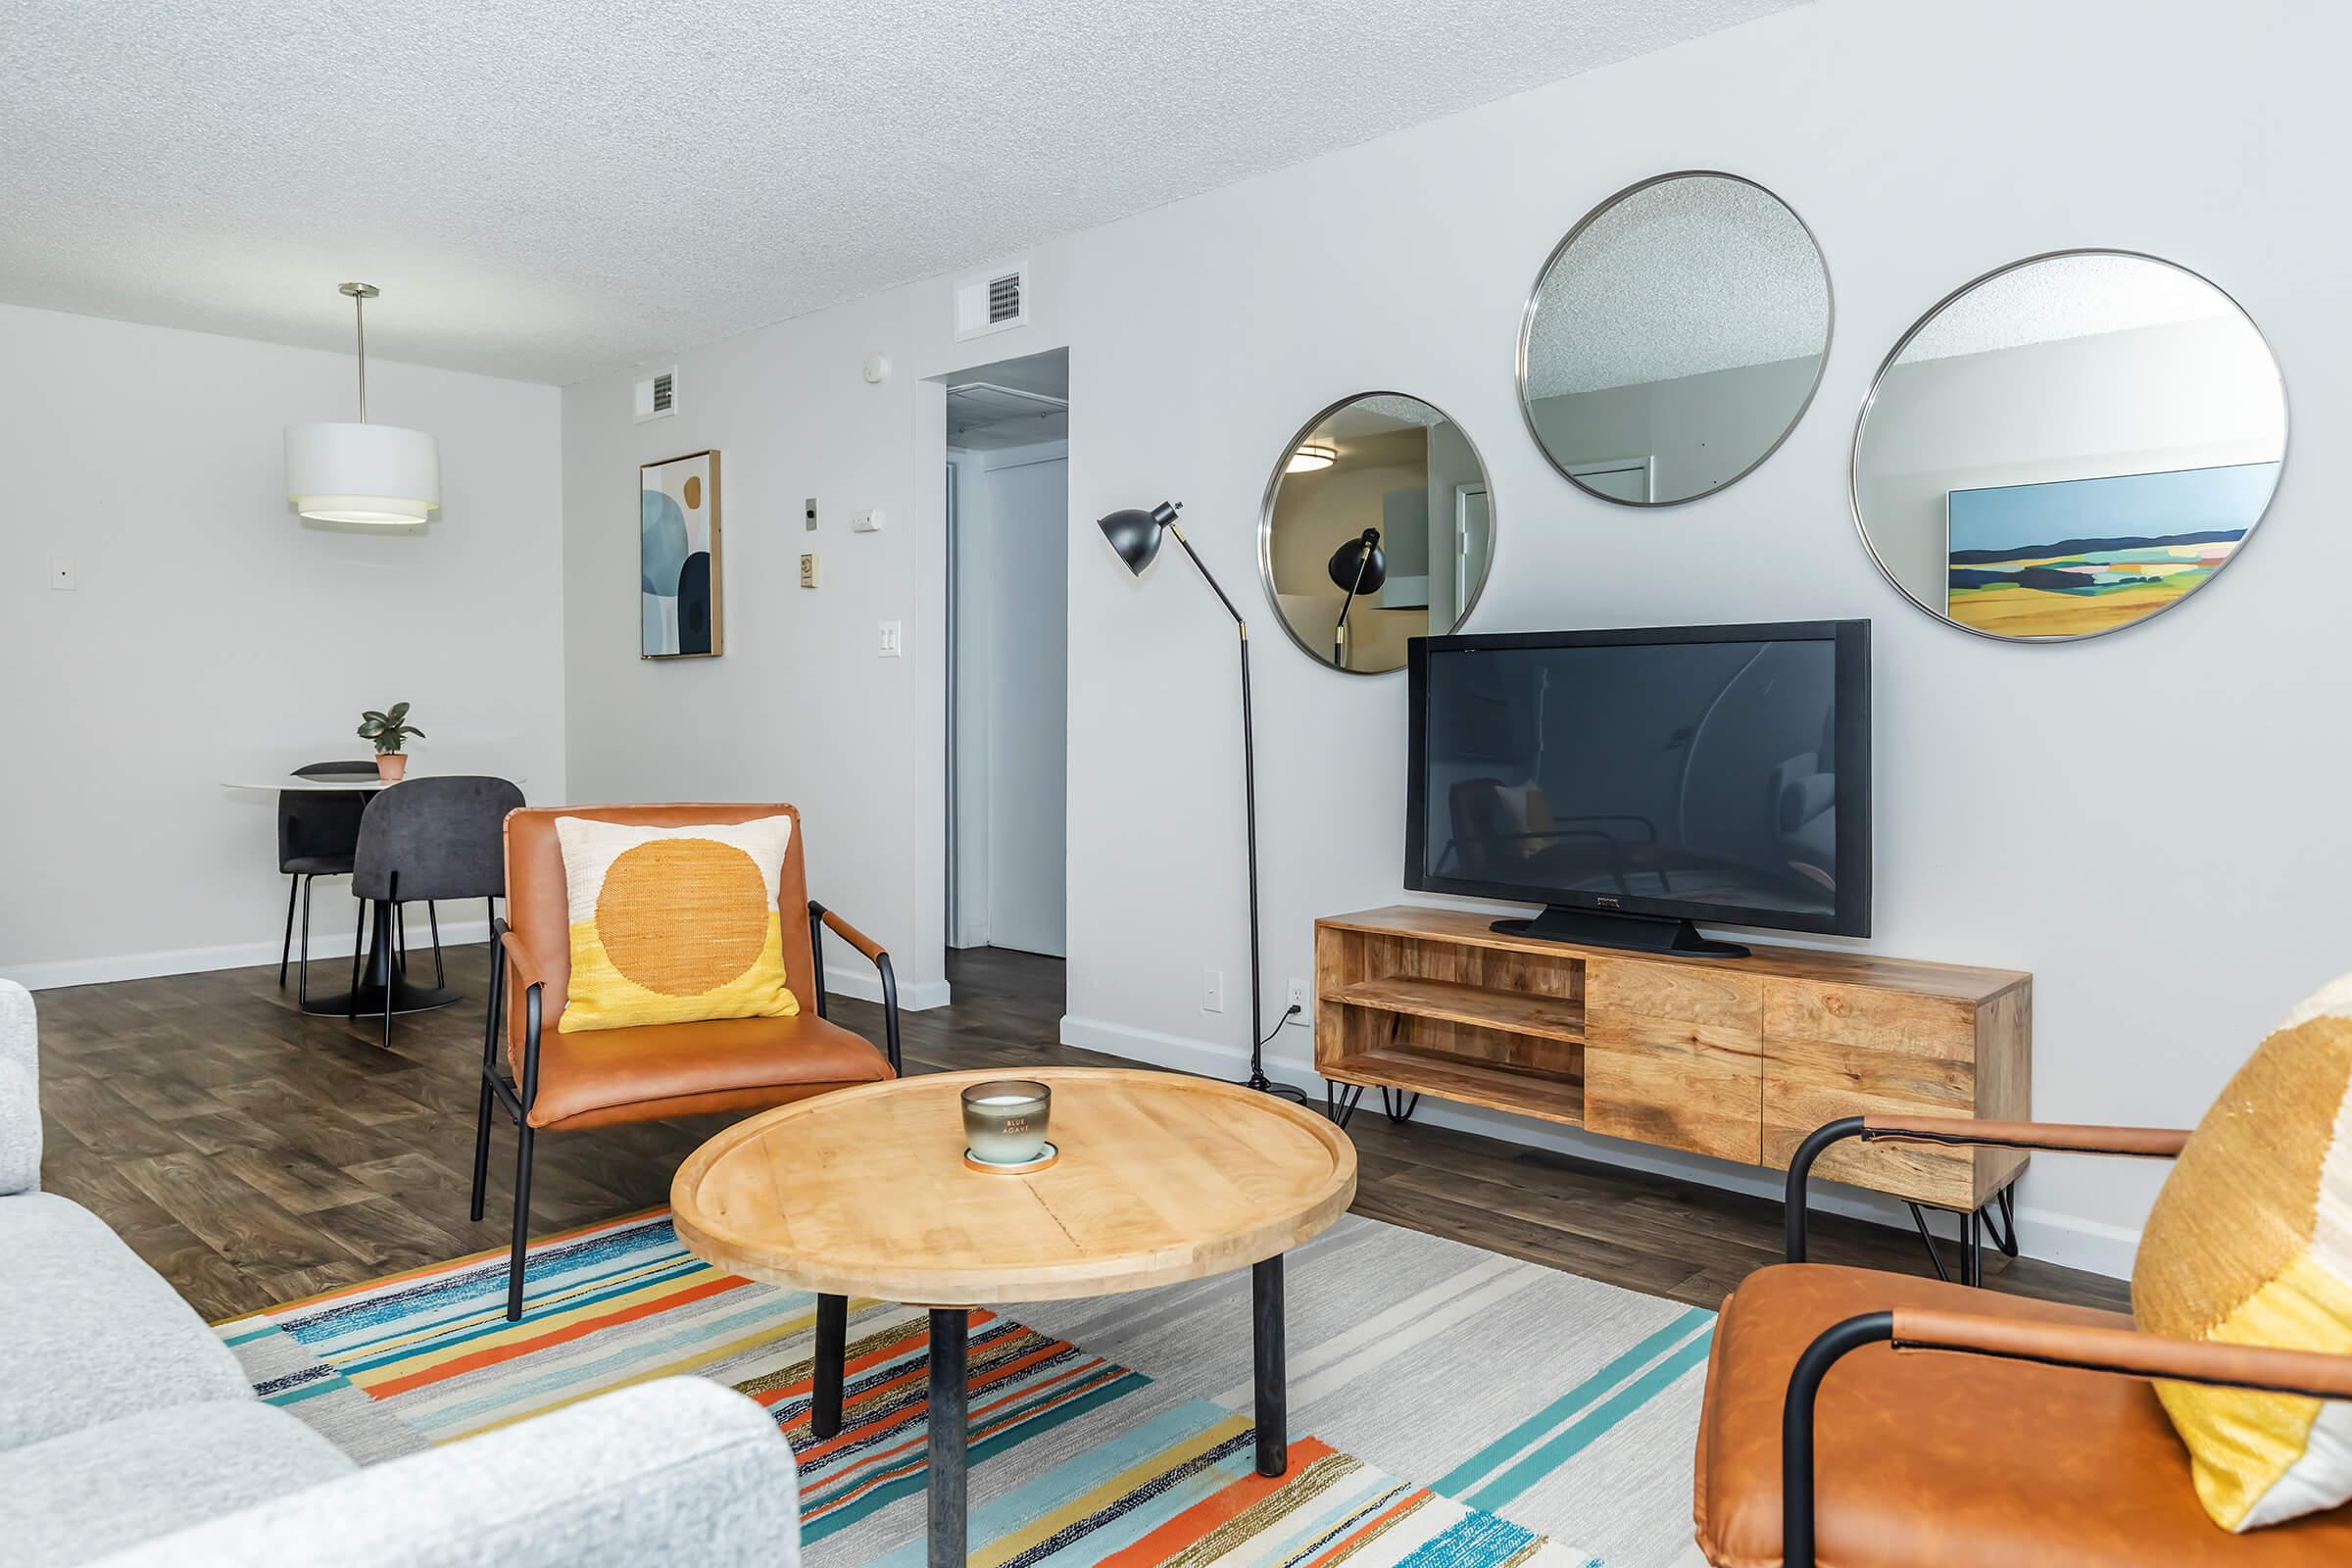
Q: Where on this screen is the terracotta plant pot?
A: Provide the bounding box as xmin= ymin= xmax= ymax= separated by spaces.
xmin=375 ymin=753 xmax=410 ymax=783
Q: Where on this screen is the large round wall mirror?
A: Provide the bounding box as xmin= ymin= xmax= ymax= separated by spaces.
xmin=1259 ymin=392 xmax=1494 ymax=674
xmin=1852 ymin=251 xmax=2286 ymax=641
xmin=1518 ymin=172 xmax=1831 ymax=506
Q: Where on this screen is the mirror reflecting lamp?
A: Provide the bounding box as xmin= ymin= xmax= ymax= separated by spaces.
xmin=1259 ymin=391 xmax=1494 ymax=674
xmin=285 ymin=282 xmax=442 ymax=525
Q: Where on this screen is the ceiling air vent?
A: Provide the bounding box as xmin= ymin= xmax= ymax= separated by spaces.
xmin=954 ymin=263 xmax=1031 ymax=341
xmin=632 ymin=366 xmax=677 ymax=423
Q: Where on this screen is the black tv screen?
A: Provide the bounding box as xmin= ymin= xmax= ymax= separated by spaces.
xmin=1406 ymin=621 xmax=1870 ymax=939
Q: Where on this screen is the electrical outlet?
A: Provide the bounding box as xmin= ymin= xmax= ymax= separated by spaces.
xmin=799 ymin=552 xmax=819 ymax=588
xmin=1201 ymin=968 xmax=1224 ymax=1013
xmin=878 ymin=619 xmax=903 ymax=657
xmin=1285 ymin=978 xmax=1308 ymax=1022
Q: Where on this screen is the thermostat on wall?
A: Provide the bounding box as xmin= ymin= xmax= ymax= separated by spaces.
xmin=852 ymin=508 xmax=883 ymax=533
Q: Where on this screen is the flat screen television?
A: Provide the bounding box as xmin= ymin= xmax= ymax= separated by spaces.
xmin=1405 ymin=621 xmax=1870 ymax=956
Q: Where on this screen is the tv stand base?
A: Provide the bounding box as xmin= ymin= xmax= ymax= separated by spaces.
xmin=1491 ymin=905 xmax=1750 ymax=958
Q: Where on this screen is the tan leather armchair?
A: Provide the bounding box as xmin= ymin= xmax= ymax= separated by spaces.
xmin=1694 ymin=1115 xmax=2352 ymax=1566
xmin=468 ymin=804 xmax=900 ymax=1320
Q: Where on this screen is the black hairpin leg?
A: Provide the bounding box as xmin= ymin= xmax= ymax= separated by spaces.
xmin=1906 ymin=1199 xmax=1998 ymax=1287
xmin=1325 ymin=1083 xmax=1365 ymax=1128
xmin=1380 ymin=1087 xmax=1421 ymax=1125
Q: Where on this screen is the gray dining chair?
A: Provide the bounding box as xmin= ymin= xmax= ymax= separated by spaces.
xmin=350 ymin=776 xmax=525 ymax=1048
xmin=277 ymin=760 xmax=377 ymax=1003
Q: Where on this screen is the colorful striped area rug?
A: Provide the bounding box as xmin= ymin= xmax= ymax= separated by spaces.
xmin=218 ymin=1210 xmax=1710 ymax=1566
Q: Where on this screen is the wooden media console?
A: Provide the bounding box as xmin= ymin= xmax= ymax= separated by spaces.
xmin=1313 ymin=905 xmax=2031 ymax=1211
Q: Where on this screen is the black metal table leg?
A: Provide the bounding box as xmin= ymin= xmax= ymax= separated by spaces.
xmin=1254 ymin=1255 xmax=1286 ymax=1477
xmin=812 ymin=1294 xmax=847 ymax=1440
xmin=927 ymin=1308 xmax=967 ymax=1568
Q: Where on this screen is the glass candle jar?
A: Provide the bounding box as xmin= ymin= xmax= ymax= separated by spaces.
xmin=961 ymin=1079 xmax=1053 ymax=1165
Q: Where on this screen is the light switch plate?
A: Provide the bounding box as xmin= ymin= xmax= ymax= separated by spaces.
xmin=799 ymin=553 xmax=819 ymax=588
xmin=851 ymin=508 xmax=882 ymax=533
xmin=877 ymin=619 xmax=902 ymax=657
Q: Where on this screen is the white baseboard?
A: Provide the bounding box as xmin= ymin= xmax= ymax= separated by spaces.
xmin=823 ymin=963 xmax=951 ymax=1012
xmin=5 ymin=920 xmax=495 ymax=992
xmin=9 ymin=929 xmax=955 ymax=1013
xmin=1057 ymin=1012 xmax=2137 ymax=1280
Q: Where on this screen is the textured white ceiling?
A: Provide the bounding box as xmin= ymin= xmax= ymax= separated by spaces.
xmin=1896 ymin=252 xmax=2241 ymax=363
xmin=0 ymin=0 xmax=1801 ymax=384
xmin=1524 ymin=172 xmax=1830 ymax=398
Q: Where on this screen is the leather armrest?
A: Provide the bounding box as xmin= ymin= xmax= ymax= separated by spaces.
xmin=1893 ymin=1307 xmax=2352 ymax=1399
xmin=499 ymin=928 xmax=549 ymax=998
xmin=815 ymin=906 xmax=887 ymax=964
xmin=1863 ymin=1115 xmax=2190 ymax=1157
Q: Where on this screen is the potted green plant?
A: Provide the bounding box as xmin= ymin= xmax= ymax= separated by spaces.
xmin=357 ymin=702 xmax=425 ymax=782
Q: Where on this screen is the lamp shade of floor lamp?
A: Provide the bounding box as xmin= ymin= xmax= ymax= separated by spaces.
xmin=1095 ymin=501 xmax=1309 ymax=1105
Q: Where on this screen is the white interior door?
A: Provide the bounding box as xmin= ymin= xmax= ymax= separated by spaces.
xmin=979 ymin=452 xmax=1068 ymax=956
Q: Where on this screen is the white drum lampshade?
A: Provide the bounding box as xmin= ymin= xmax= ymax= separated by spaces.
xmin=285 ymin=282 xmax=441 ymax=525
xmin=286 ymin=421 xmax=439 ymax=523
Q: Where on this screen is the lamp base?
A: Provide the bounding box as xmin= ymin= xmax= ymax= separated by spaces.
xmin=1242 ymin=1066 xmax=1312 ymax=1104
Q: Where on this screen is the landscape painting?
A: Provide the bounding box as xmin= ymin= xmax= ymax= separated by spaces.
xmin=1944 ymin=461 xmax=2279 ymax=638
xmin=641 ymin=450 xmax=721 ymax=659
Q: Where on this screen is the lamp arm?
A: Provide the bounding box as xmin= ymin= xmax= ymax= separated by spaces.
xmin=1165 ymin=524 xmax=1247 ymax=630
xmin=1332 ymin=550 xmax=1372 ymax=665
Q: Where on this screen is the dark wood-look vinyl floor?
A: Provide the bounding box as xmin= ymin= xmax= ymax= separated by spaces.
xmin=31 ymin=943 xmax=2131 ymax=1321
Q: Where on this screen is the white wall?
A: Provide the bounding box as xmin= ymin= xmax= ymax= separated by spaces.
xmin=0 ymin=302 xmax=565 ymax=985
xmin=559 ymin=0 xmax=2352 ymax=1275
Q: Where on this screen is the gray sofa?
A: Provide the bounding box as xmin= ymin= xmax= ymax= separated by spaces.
xmin=0 ymin=979 xmax=803 ymax=1567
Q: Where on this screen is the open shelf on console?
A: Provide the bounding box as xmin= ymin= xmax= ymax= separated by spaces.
xmin=1320 ymin=1040 xmax=1586 ymax=1126
xmin=1324 ymin=975 xmax=1586 ymax=1046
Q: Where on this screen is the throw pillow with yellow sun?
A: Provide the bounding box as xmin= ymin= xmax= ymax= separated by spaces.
xmin=553 ymin=815 xmax=799 ymax=1031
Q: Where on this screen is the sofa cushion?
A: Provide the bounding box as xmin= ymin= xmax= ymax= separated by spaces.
xmin=0 ymin=1194 xmax=253 ymax=1449
xmin=6 ymin=1398 xmax=351 ymax=1567
xmin=2133 ymin=972 xmax=2352 ymax=1531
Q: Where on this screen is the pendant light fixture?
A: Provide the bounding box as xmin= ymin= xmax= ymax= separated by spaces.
xmin=285 ymin=282 xmax=441 ymax=525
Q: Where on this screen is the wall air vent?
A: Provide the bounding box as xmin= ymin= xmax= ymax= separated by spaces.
xmin=632 ymin=366 xmax=677 ymax=423
xmin=954 ymin=263 xmax=1031 ymax=341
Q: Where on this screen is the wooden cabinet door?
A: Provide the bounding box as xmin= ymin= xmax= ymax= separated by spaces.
xmin=1584 ymin=960 xmax=1763 ymax=1162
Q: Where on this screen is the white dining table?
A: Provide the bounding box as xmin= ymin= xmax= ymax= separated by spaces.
xmin=224 ymin=769 xmax=527 ymax=1018
xmin=220 ymin=772 xmax=528 ymax=793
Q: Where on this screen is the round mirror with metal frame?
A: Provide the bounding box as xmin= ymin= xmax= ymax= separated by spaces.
xmin=1257 ymin=391 xmax=1495 ymax=675
xmin=1518 ymin=171 xmax=1831 ymax=508
xmin=1850 ymin=249 xmax=2287 ymax=643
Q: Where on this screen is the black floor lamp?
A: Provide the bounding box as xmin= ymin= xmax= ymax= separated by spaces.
xmin=1097 ymin=501 xmax=1309 ymax=1104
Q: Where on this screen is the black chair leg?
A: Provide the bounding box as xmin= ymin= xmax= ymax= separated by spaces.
xmin=380 ymin=901 xmax=398 ymax=1050
xmin=471 ymin=933 xmax=505 ymax=1226
xmin=428 ymin=901 xmax=444 ymax=987
xmin=296 ymin=876 xmax=314 ymax=1006
xmin=347 ymin=900 xmax=368 ymax=1019
xmin=278 ymin=875 xmax=300 ymax=987
xmin=506 ymin=1123 xmax=535 ymax=1321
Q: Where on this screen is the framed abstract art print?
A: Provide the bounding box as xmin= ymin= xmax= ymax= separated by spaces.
xmin=641 ymin=450 xmax=722 ymax=658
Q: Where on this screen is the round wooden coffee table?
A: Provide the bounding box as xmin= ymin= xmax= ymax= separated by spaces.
xmin=670 ymin=1066 xmax=1356 ymax=1568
